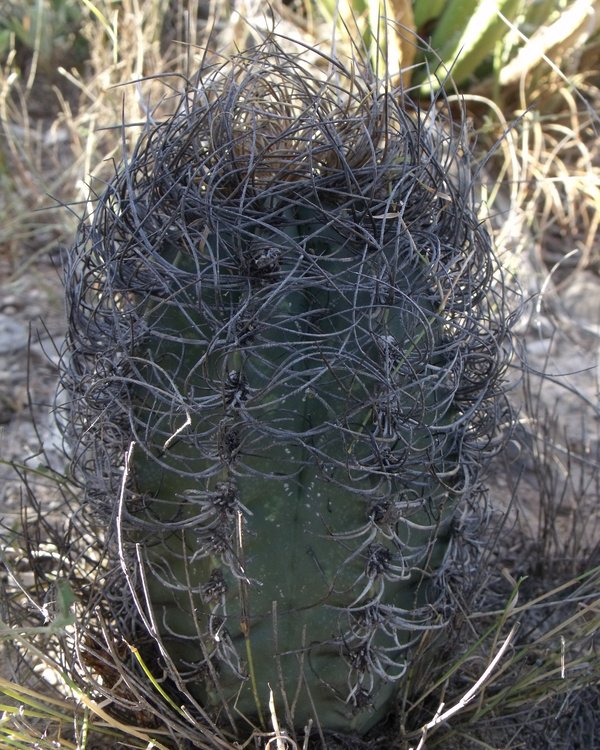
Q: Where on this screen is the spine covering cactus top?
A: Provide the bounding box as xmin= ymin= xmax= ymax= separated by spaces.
xmin=62 ymin=42 xmax=511 ymax=744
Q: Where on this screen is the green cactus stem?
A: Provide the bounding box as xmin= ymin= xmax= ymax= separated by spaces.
xmin=62 ymin=41 xmax=511 ymax=744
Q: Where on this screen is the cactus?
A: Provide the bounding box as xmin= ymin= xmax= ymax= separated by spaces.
xmin=62 ymin=42 xmax=511 ymax=742
xmin=415 ymin=0 xmax=523 ymax=87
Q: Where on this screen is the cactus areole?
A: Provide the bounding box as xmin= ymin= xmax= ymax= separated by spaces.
xmin=63 ymin=43 xmax=510 ymax=742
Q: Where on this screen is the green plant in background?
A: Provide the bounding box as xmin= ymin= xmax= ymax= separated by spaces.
xmin=0 ymin=0 xmax=88 ymax=76
xmin=414 ymin=0 xmax=523 ymax=86
xmin=318 ymin=0 xmax=600 ymax=90
xmin=61 ymin=39 xmax=511 ymax=743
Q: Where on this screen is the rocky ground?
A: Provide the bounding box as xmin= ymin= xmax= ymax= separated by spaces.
xmin=0 ymin=258 xmax=67 ymax=519
xmin=491 ymin=264 xmax=600 ymax=561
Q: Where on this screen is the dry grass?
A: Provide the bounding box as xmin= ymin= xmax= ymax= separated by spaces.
xmin=0 ymin=2 xmax=599 ymax=749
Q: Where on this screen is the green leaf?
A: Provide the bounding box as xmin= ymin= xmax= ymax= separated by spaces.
xmin=413 ymin=0 xmax=447 ymax=29
xmin=424 ymin=0 xmax=523 ymax=86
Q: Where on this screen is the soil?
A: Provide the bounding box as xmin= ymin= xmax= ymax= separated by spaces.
xmin=489 ymin=263 xmax=600 ymax=560
xmin=0 ymin=260 xmax=67 ymax=517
